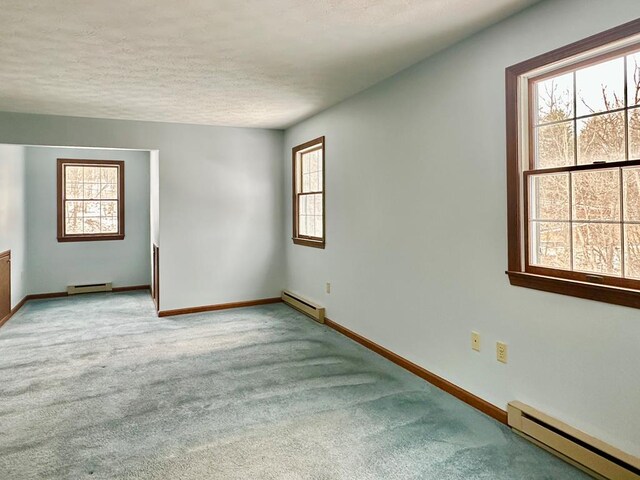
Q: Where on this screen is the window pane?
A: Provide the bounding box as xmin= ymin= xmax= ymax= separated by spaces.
xmin=101 ymin=201 xmax=118 ymax=217
xmin=308 ymin=152 xmax=319 ymax=173
xmin=65 ymin=201 xmax=83 ymax=219
xmin=83 ymin=167 xmax=101 ymax=183
xmin=572 ymin=169 xmax=620 ymax=221
xmin=572 ymin=222 xmax=621 ymax=275
xmin=83 ymin=201 xmax=101 ymax=217
xmin=306 ymin=215 xmax=315 ymax=237
xmin=576 ymin=57 xmax=624 ymax=116
xmin=530 ymin=221 xmax=571 ymax=269
xmin=65 ymin=216 xmax=83 ymax=235
xmin=65 ymin=166 xmax=84 ymax=183
xmin=302 ymin=150 xmax=319 ymax=173
xmin=535 ymin=121 xmax=575 ymax=168
xmin=298 ymin=215 xmax=307 ymax=236
xmin=101 ymin=167 xmax=118 ymax=184
xmin=577 ymin=111 xmax=625 ymax=164
xmin=297 ymin=193 xmax=323 ymax=239
xmin=101 ymin=183 xmax=118 ymax=199
xmin=309 ymin=172 xmax=319 ymax=192
xmin=302 ymin=155 xmax=310 ymax=175
xmin=624 ymin=224 xmax=640 ymax=279
xmin=629 ymin=108 xmax=640 ymax=160
xmin=627 ymin=52 xmax=640 ymax=107
xmin=536 ymin=73 xmax=573 ymax=125
xmin=298 ymin=193 xmax=324 ymax=239
xmin=623 ymin=167 xmax=640 ymax=221
xmin=101 ymin=217 xmax=118 ymax=234
xmin=83 ymin=217 xmax=101 ymax=234
xmin=529 ymin=173 xmax=569 ymax=220
xmin=300 ymin=149 xmax=323 ymax=192
xmin=84 ymin=183 xmax=101 ymax=200
xmin=307 ymin=195 xmax=316 ymax=215
xmin=315 ymin=194 xmax=323 ymax=215
xmin=315 ymin=216 xmax=323 ymax=238
xmin=65 ymin=182 xmax=83 ymax=199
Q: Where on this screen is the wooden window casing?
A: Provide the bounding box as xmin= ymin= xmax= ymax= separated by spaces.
xmin=292 ymin=137 xmax=325 ymax=248
xmin=506 ymin=19 xmax=640 ymax=309
xmin=57 ymin=159 xmax=125 ymax=242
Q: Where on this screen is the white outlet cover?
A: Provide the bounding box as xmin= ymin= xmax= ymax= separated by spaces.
xmin=471 ymin=331 xmax=480 ymax=352
xmin=497 ymin=342 xmax=508 ymax=363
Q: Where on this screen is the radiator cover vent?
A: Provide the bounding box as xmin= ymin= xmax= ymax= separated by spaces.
xmin=281 ymin=290 xmax=325 ymax=323
xmin=67 ymin=283 xmax=113 ymax=295
xmin=508 ymin=401 xmax=639 ymax=480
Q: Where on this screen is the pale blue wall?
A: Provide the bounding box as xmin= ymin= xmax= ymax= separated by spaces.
xmin=284 ymin=0 xmax=640 ymax=456
xmin=0 ymin=144 xmax=26 ymax=308
xmin=0 ymin=114 xmax=285 ymax=310
xmin=25 ymin=147 xmax=150 ymax=294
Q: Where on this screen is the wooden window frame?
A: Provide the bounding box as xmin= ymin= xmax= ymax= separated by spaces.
xmin=57 ymin=159 xmax=125 ymax=242
xmin=292 ymin=136 xmax=325 ymax=249
xmin=506 ymin=18 xmax=640 ymax=309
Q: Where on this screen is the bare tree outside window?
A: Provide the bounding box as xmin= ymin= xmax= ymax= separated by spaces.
xmin=57 ymin=159 xmax=125 ymax=242
xmin=528 ymin=48 xmax=640 ymax=281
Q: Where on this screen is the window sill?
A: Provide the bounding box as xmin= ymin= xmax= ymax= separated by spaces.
xmin=506 ymin=270 xmax=640 ymax=309
xmin=58 ymin=234 xmax=125 ymax=243
xmin=293 ymin=238 xmax=325 ymax=249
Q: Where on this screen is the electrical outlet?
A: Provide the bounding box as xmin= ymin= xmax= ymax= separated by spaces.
xmin=471 ymin=331 xmax=481 ymax=352
xmin=325 ymin=282 xmax=331 ymax=294
xmin=496 ymin=342 xmax=508 ymax=363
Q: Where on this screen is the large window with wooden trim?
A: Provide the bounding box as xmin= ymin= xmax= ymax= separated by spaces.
xmin=506 ymin=19 xmax=640 ymax=308
xmin=57 ymin=159 xmax=125 ymax=242
xmin=292 ymin=137 xmax=325 ymax=248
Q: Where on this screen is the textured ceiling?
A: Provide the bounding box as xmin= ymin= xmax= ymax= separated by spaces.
xmin=0 ymin=0 xmax=537 ymax=129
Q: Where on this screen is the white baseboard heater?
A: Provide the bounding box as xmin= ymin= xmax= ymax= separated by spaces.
xmin=281 ymin=290 xmax=325 ymax=323
xmin=508 ymin=401 xmax=640 ymax=480
xmin=67 ymin=282 xmax=113 ymax=295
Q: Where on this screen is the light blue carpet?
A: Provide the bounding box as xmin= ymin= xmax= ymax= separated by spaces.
xmin=0 ymin=292 xmax=588 ymax=479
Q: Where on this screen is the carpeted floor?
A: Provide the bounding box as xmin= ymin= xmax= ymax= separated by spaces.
xmin=0 ymin=292 xmax=588 ymax=479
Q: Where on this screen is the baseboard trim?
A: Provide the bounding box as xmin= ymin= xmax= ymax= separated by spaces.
xmin=112 ymin=285 xmax=151 ymax=293
xmin=27 ymin=291 xmax=68 ymax=300
xmin=0 ymin=296 xmax=28 ymax=328
xmin=158 ymin=297 xmax=283 ymax=317
xmin=324 ymin=317 xmax=508 ymax=425
xmin=0 ymin=285 xmax=152 ymax=329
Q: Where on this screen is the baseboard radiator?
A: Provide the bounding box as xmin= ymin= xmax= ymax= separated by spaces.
xmin=67 ymin=282 xmax=113 ymax=295
xmin=281 ymin=290 xmax=325 ymax=323
xmin=508 ymin=401 xmax=640 ymax=480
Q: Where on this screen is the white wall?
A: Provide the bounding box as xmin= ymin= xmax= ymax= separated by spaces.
xmin=0 ymin=144 xmax=26 ymax=308
xmin=149 ymin=149 xmax=160 ymax=289
xmin=0 ymin=115 xmax=285 ymax=311
xmin=24 ymin=147 xmax=150 ymax=294
xmin=150 ymin=150 xmax=160 ymax=248
xmin=284 ymin=0 xmax=640 ymax=456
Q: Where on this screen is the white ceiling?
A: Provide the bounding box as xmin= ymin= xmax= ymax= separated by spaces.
xmin=0 ymin=0 xmax=537 ymax=129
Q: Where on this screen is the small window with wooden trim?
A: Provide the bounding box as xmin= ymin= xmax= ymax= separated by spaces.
xmin=506 ymin=19 xmax=640 ymax=308
xmin=292 ymin=137 xmax=325 ymax=248
xmin=57 ymin=159 xmax=125 ymax=242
